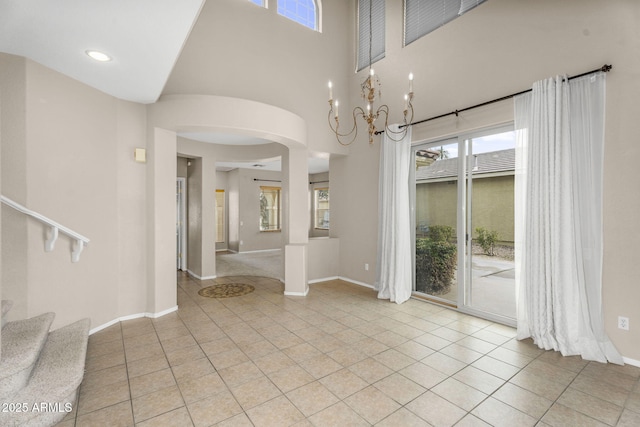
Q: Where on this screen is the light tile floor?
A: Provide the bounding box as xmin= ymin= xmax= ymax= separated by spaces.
xmin=58 ymin=273 xmax=640 ymax=426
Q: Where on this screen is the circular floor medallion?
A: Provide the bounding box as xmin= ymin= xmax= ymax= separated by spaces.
xmin=198 ymin=283 xmax=255 ymax=298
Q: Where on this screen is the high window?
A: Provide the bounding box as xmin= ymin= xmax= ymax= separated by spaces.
xmin=404 ymin=0 xmax=487 ymax=46
xmin=259 ymin=186 xmax=281 ymax=231
xmin=216 ymin=189 xmax=225 ymax=243
xmin=314 ymin=188 xmax=330 ymax=230
xmin=249 ymin=0 xmax=265 ymax=7
xmin=278 ymin=0 xmax=319 ymax=31
xmin=358 ymin=0 xmax=385 ymax=71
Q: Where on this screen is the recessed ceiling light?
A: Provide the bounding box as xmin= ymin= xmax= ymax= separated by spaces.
xmin=85 ymin=50 xmax=112 ymax=62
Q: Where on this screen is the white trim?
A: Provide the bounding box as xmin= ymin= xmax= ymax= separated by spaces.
xmin=187 ymin=269 xmax=216 ymax=280
xmin=148 ymin=306 xmax=179 ymax=318
xmin=308 ymin=276 xmax=339 ymax=284
xmin=89 ymin=318 xmax=121 ymax=335
xmin=118 ymin=312 xmax=147 ymax=322
xmin=337 ymin=276 xmax=375 ymax=289
xmin=177 ymin=178 xmax=187 ymax=271
xmin=88 ymin=305 xmax=179 ymax=335
xmin=623 ymin=356 xmax=640 ymax=368
xmin=237 ymin=248 xmax=282 ymax=254
xmin=284 ymin=288 xmax=309 ymax=296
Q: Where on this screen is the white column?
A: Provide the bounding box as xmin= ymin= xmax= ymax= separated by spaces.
xmin=282 ymin=147 xmax=309 ymax=295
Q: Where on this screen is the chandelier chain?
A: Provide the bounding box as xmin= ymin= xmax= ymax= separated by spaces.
xmin=326 ymin=0 xmax=415 ymax=145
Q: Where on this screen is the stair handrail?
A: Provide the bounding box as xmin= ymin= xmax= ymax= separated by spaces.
xmin=1 ymin=195 xmax=89 ymax=262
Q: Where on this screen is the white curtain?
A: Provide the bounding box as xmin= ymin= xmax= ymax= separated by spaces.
xmin=375 ymin=124 xmax=412 ymax=304
xmin=514 ymin=73 xmax=622 ymax=363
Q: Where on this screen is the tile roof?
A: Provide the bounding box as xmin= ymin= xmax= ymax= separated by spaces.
xmin=416 ymin=148 xmax=515 ymax=181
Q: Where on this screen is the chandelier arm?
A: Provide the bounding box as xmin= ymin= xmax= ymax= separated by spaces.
xmin=376 ymin=103 xmax=412 ymax=142
xmin=376 ymin=104 xmax=391 ymax=134
xmin=328 ymin=106 xmax=369 ymax=146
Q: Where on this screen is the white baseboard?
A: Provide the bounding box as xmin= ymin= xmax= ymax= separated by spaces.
xmin=187 ymin=269 xmax=216 ymax=280
xmin=338 ymin=276 xmax=375 ymax=289
xmin=307 ymin=276 xmax=374 ymax=289
xmin=284 ymin=288 xmax=309 ymax=297
xmin=89 ymin=306 xmax=178 ymax=335
xmin=623 ymin=356 xmax=640 ymax=368
xmin=308 ymin=276 xmax=339 ymax=284
xmin=238 ymin=248 xmax=282 ymax=254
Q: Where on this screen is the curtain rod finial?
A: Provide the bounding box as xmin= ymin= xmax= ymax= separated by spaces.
xmin=602 ymin=64 xmax=612 ymax=72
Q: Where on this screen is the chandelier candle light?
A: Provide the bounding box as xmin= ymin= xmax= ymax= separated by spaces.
xmin=327 ymin=71 xmax=414 ymax=145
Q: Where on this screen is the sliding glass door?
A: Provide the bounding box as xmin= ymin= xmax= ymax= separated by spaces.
xmin=413 ymin=139 xmax=459 ymax=306
xmin=412 ymin=126 xmax=516 ymax=323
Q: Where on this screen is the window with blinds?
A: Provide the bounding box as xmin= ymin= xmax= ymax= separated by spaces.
xmin=357 ymin=0 xmax=385 ymax=72
xmin=404 ymin=0 xmax=487 ymax=46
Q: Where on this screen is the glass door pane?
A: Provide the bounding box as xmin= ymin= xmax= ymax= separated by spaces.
xmin=414 ymin=141 xmax=459 ymax=305
xmin=465 ymin=130 xmax=516 ymax=319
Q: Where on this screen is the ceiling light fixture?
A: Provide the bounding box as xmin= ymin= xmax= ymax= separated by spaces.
xmin=327 ymin=1 xmax=414 ymax=145
xmin=85 ymin=50 xmax=112 ymax=62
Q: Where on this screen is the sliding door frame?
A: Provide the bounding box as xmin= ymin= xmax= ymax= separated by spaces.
xmin=411 ymin=123 xmax=516 ymax=327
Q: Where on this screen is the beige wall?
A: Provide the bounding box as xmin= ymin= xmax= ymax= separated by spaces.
xmin=186 ymin=157 xmax=204 ymax=276
xmin=227 ymin=169 xmax=240 ymax=253
xmin=235 ymin=168 xmax=284 ymax=253
xmin=332 ymin=0 xmax=640 ymax=360
xmin=177 ymin=157 xmax=188 ymax=178
xmin=0 ymin=54 xmax=28 ymax=321
xmin=0 ymin=54 xmax=150 ymax=330
xmin=146 ymin=128 xmax=178 ymax=313
xmin=163 ymin=0 xmax=350 ymax=157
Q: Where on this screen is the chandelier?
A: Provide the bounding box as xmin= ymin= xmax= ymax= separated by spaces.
xmin=327 ymin=1 xmax=414 ymax=146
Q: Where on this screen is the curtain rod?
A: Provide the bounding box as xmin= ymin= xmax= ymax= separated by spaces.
xmin=310 ymin=180 xmax=329 ymax=184
xmin=375 ymin=64 xmax=612 ymax=134
xmin=253 ymin=178 xmax=281 ymax=183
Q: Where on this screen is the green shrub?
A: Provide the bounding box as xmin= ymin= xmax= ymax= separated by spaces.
xmin=415 ymin=237 xmax=457 ymax=295
xmin=475 ymin=227 xmax=498 ymax=256
xmin=426 ymin=225 xmax=454 ymax=242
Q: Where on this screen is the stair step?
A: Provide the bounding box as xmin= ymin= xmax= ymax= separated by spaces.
xmin=0 ymin=312 xmax=55 ymax=399
xmin=0 ymin=318 xmax=90 ymax=427
xmin=1 ymin=300 xmax=13 ymax=328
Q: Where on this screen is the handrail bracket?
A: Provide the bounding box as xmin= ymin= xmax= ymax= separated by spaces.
xmin=72 ymin=239 xmax=84 ymax=263
xmin=2 ymin=195 xmax=90 ymax=262
xmin=45 ymin=226 xmax=59 ymax=252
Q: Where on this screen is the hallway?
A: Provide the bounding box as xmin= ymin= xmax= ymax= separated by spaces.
xmin=215 ymin=250 xmax=283 ymax=280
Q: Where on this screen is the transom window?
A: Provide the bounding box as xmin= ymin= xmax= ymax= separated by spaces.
xmin=278 ymin=0 xmax=319 ymax=31
xmin=249 ymin=0 xmax=265 ymax=7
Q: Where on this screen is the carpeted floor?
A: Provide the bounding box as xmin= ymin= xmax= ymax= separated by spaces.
xmin=215 ymin=250 xmax=283 ymax=280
